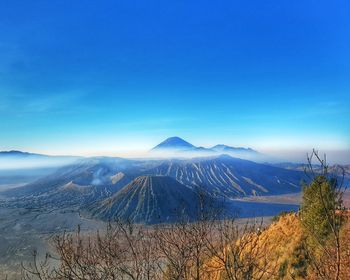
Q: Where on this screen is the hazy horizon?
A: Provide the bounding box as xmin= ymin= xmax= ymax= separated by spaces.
xmin=1 ymin=135 xmax=349 ymax=165
xmin=0 ymin=1 xmax=349 ymax=163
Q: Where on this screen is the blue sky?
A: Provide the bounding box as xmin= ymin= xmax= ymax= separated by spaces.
xmin=0 ymin=1 xmax=349 ymax=161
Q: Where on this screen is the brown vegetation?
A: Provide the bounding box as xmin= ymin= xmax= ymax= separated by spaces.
xmin=203 ymin=213 xmax=307 ymax=280
xmin=20 ymin=213 xmax=350 ymax=280
xmin=306 ymin=221 xmax=350 ymax=280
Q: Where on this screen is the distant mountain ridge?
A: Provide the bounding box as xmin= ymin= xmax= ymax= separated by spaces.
xmin=0 ymin=150 xmax=81 ymax=170
xmin=211 ymin=144 xmax=257 ymax=154
xmin=0 ymin=150 xmax=78 ymax=158
xmin=0 ymin=150 xmax=46 ymax=157
xmin=150 ymin=137 xmax=259 ymax=159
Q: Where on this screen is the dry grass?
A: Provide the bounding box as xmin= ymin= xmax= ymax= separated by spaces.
xmin=203 ymin=214 xmax=305 ymax=280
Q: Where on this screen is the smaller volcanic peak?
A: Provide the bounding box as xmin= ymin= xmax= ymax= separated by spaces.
xmin=59 ymin=181 xmax=88 ymax=193
xmin=110 ymin=172 xmax=126 ymax=184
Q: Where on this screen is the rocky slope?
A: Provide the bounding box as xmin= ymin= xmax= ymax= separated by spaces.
xmin=2 ymin=155 xmax=306 ymax=210
xmin=150 ymin=155 xmax=304 ymax=197
xmin=87 ymin=175 xmax=213 ymax=224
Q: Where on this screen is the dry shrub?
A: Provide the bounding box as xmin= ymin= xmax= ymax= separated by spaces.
xmin=306 ymin=218 xmax=350 ymax=280
xmin=203 ymin=213 xmax=307 ymax=280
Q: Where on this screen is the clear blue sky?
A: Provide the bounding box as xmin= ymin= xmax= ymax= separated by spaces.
xmin=0 ymin=1 xmax=349 ymax=160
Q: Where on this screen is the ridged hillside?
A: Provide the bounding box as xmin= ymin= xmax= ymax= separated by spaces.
xmin=150 ymin=155 xmax=304 ymax=197
xmin=88 ymin=175 xmax=210 ymax=224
